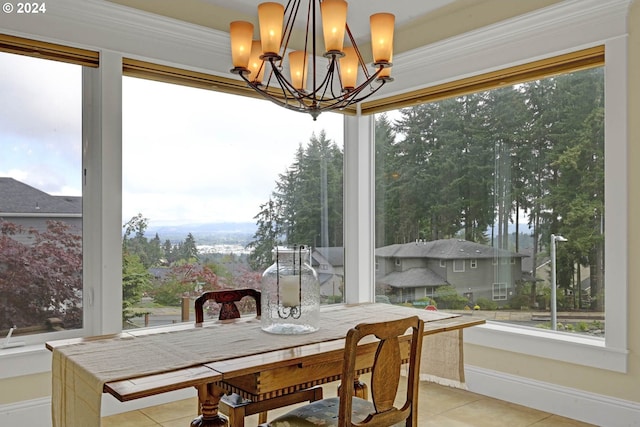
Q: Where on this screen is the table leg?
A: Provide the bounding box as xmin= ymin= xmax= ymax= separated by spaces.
xmin=191 ymin=383 xmax=228 ymax=427
xmin=337 ymin=375 xmax=368 ymax=400
xmin=353 ymin=376 xmax=368 ymax=400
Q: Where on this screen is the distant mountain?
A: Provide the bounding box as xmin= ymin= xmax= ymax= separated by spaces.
xmin=145 ymin=222 xmax=256 ymax=246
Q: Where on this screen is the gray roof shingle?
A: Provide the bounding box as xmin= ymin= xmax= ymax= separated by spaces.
xmin=377 ymin=267 xmax=448 ymax=288
xmin=0 ymin=178 xmax=80 ymax=214
xmin=375 ymin=238 xmax=527 ymax=260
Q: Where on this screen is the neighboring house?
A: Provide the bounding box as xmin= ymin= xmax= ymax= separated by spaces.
xmin=311 ymin=246 xmax=344 ymax=300
xmin=521 ymin=246 xmax=592 ymax=306
xmin=0 ymin=178 xmax=82 ymax=244
xmin=375 ymin=239 xmax=528 ymax=306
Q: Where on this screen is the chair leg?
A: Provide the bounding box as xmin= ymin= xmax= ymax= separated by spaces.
xmin=218 ymin=387 xmax=322 ymax=427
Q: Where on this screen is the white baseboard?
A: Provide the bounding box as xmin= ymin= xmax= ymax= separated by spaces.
xmin=0 ymin=397 xmax=50 ymax=427
xmin=466 ymin=365 xmax=640 ymax=427
xmin=3 ymin=369 xmax=640 ymax=427
xmin=0 ymin=388 xmax=197 ymax=427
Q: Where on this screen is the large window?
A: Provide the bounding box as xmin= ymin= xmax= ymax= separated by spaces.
xmin=375 ymin=65 xmax=605 ymax=335
xmin=0 ymin=51 xmax=83 ymax=339
xmin=121 ymin=75 xmax=344 ymax=328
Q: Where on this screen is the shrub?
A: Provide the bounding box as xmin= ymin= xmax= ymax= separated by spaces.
xmin=433 ymin=285 xmax=470 ymax=310
xmin=474 ymin=297 xmax=498 ymax=310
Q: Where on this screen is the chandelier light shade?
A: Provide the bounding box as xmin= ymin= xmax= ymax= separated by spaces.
xmin=370 ymin=13 xmax=395 ymax=64
xmin=339 ymin=46 xmax=358 ymax=89
xmin=229 ymin=0 xmax=395 ymax=120
xmin=289 ymin=50 xmax=309 ymax=90
xmin=258 ymin=2 xmax=285 ymax=56
xmin=320 ymin=0 xmax=347 ymax=54
xmin=379 ymin=53 xmax=393 ymax=79
xmin=247 ymin=40 xmax=266 ymax=84
xmin=229 ymin=21 xmax=254 ymax=68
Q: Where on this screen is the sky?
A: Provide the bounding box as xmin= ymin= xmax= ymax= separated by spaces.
xmin=1 ymin=51 xmax=344 ymax=227
xmin=0 ymin=52 xmax=82 ymax=197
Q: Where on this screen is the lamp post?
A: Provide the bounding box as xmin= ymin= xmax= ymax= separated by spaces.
xmin=550 ymin=234 xmax=568 ymax=330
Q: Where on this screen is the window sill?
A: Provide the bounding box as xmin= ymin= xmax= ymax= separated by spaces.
xmin=464 ymin=321 xmax=628 ymax=373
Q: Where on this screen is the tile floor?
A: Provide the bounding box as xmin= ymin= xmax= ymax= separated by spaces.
xmin=102 ymin=381 xmax=596 ymax=427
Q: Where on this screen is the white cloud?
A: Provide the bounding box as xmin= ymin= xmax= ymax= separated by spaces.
xmin=0 ymin=52 xmax=82 ymax=194
xmin=2 ymin=52 xmax=343 ymax=226
xmin=120 ymin=76 xmax=344 ymax=225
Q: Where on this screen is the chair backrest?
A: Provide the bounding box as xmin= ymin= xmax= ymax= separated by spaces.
xmin=339 ymin=315 xmax=424 ymax=427
xmin=194 ymin=289 xmax=261 ymax=323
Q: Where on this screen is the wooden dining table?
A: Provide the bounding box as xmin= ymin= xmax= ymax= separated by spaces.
xmin=46 ymin=303 xmax=484 ymax=427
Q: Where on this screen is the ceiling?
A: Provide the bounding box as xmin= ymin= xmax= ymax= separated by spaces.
xmin=104 ymin=0 xmax=564 ymax=105
xmin=106 ymin=0 xmax=563 ymax=58
xmin=199 ymin=0 xmax=457 ymax=45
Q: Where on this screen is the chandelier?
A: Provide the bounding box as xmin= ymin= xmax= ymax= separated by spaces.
xmin=229 ymin=0 xmax=395 ymax=120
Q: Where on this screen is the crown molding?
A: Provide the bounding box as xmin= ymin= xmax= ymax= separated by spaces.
xmin=0 ymin=0 xmax=633 ymax=99
xmin=0 ymin=0 xmax=231 ymax=75
xmin=378 ymin=0 xmax=632 ymax=100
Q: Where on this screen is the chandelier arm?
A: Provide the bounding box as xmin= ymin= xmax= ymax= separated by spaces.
xmin=263 ymin=60 xmax=277 ymax=89
xmin=315 ymin=62 xmax=386 ymax=105
xmin=310 ymin=66 xmax=388 ymax=112
xmin=281 ymin=0 xmax=300 ymax=56
xmin=230 ymin=0 xmax=395 ymax=119
xmin=269 ymin=61 xmax=386 ymax=107
xmin=273 ymin=69 xmax=309 ymax=109
xmin=345 ymin=23 xmax=371 ymax=79
xmin=310 ymin=0 xmax=317 ymax=102
xmin=269 ymin=58 xmax=309 ymax=102
xmin=304 ymin=55 xmax=337 ymax=100
xmin=310 ymin=78 xmax=387 ymax=115
xmin=240 ymin=71 xmax=311 ymax=115
xmin=342 ymin=79 xmax=388 ymax=105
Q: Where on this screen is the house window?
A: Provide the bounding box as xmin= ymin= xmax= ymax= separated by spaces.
xmin=0 ymin=50 xmax=86 ymax=340
xmin=493 ymin=283 xmax=508 ymax=301
xmin=122 ymin=75 xmax=344 ymax=328
xmin=453 ymin=259 xmax=465 ymax=272
xmin=470 ymin=259 xmax=478 ymax=268
xmin=439 ymin=259 xmax=446 ymax=268
xmin=395 ymin=258 xmax=401 ymax=267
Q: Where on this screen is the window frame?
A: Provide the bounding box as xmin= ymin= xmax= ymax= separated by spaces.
xmin=450 ymin=37 xmax=627 ymax=373
xmin=368 ymin=38 xmax=627 ymax=373
xmin=0 ymin=39 xmax=98 ymax=348
xmin=453 ymin=259 xmax=465 ymax=273
xmin=0 ymin=0 xmax=629 ymax=380
xmin=492 ymin=283 xmax=508 ymax=301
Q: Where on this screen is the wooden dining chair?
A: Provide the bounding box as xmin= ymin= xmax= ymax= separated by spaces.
xmin=259 ymin=315 xmax=425 ymax=427
xmin=194 ymin=288 xmax=262 ymax=323
xmin=193 ymin=289 xmax=322 ymax=427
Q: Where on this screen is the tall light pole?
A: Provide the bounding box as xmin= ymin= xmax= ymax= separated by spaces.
xmin=550 ymin=233 xmax=568 ymax=330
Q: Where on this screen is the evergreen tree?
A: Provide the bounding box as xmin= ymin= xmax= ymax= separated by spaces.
xmin=250 ymin=130 xmax=343 ymax=269
xmin=247 ymin=198 xmax=282 ymax=270
xmin=181 ymin=233 xmax=199 ymax=261
xmin=148 ymin=233 xmax=164 ymax=266
xmin=163 ymin=239 xmax=173 ymax=263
